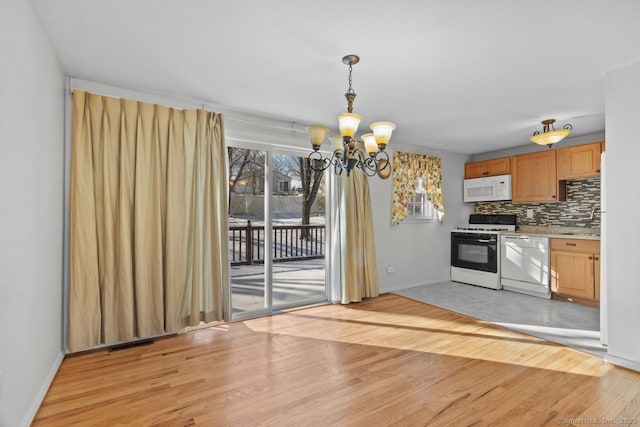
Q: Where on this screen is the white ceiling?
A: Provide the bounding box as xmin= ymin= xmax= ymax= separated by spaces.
xmin=31 ymin=0 xmax=640 ymax=154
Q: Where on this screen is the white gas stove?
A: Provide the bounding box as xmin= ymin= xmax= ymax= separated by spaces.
xmin=451 ymin=214 xmax=517 ymax=289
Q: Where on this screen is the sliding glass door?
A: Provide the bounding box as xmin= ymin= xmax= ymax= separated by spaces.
xmin=228 ymin=144 xmax=327 ymax=319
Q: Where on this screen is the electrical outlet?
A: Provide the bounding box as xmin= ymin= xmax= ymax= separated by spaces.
xmin=386 ymin=266 xmax=395 ymax=274
xmin=526 ymin=209 xmax=534 ymax=218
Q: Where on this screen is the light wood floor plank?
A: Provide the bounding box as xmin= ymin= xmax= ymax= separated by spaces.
xmin=34 ymin=294 xmax=640 ymax=426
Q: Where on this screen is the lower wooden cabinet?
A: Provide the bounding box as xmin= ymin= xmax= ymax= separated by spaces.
xmin=550 ymin=238 xmax=600 ymax=302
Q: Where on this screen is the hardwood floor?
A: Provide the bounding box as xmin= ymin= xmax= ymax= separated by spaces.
xmin=34 ymin=294 xmax=640 ymax=426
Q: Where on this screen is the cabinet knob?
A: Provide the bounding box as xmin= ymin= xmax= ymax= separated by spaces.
xmin=588 ymin=256 xmax=593 ymax=260
xmin=552 ymin=195 xmax=556 ymax=199
xmin=594 ymin=256 xmax=599 ymax=261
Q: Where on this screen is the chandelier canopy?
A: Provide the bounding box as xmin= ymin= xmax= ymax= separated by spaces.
xmin=306 ymin=55 xmax=396 ymax=179
xmin=531 ymin=118 xmax=572 ymax=148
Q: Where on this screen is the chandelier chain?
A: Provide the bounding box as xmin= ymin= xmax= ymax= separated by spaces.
xmin=347 ymin=63 xmax=354 ymax=94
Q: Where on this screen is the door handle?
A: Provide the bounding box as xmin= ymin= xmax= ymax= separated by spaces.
xmin=566 ymin=243 xmax=577 ymax=246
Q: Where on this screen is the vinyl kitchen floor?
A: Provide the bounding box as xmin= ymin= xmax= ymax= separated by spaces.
xmin=394 ymin=281 xmax=606 ymax=357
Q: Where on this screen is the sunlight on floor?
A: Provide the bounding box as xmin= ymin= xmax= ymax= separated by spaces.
xmin=242 ymin=307 xmax=607 ymax=377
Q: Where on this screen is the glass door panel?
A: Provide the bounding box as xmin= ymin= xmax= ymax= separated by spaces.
xmin=271 ymin=152 xmax=327 ymax=309
xmin=228 ymin=147 xmax=267 ymax=316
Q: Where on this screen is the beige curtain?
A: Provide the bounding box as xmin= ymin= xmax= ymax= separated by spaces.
xmin=69 ymin=90 xmax=228 ymax=352
xmin=330 ymin=166 xmax=379 ymax=304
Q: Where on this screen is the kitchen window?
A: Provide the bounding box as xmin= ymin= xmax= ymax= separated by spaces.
xmin=406 ymin=178 xmax=438 ymax=221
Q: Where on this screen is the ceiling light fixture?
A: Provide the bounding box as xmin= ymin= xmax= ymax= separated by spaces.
xmin=306 ymin=55 xmax=395 ymax=179
xmin=531 ymin=118 xmax=572 ymax=148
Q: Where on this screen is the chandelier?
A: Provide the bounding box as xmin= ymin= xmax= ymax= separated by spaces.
xmin=531 ymin=118 xmax=572 ymax=148
xmin=306 ymin=55 xmax=396 ymax=179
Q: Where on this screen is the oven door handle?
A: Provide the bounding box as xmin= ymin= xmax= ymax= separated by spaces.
xmin=476 ymin=239 xmax=492 ymax=243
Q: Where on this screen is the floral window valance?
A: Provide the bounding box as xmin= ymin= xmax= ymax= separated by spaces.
xmin=392 ymin=151 xmax=445 ymax=226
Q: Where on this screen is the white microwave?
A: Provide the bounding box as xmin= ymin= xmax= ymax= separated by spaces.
xmin=463 ymin=174 xmax=512 ymax=202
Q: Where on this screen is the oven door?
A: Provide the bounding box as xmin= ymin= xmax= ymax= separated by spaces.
xmin=451 ymin=232 xmax=498 ymax=273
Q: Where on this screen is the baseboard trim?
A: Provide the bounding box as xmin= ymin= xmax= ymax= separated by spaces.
xmin=381 ymin=278 xmax=450 ymax=293
xmin=22 ymin=351 xmax=64 ymax=427
xmin=605 ymin=353 xmax=640 ymax=373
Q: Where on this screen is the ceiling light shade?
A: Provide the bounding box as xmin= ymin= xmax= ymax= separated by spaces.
xmin=330 ymin=134 xmax=344 ymax=154
xmin=306 ymin=125 xmax=329 ymax=151
xmin=531 ymin=118 xmax=572 ymax=148
xmin=361 ymin=133 xmax=377 ymax=155
xmin=305 ymin=55 xmax=396 ymax=179
xmin=370 ymin=121 xmax=396 ymax=148
xmin=338 ymin=113 xmax=362 ymax=138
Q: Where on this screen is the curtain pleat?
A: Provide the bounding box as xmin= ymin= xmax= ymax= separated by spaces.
xmin=69 ymin=90 xmax=228 ymax=352
xmin=69 ymin=92 xmax=102 ymax=350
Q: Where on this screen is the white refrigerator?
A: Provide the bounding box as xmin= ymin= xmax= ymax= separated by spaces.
xmin=600 ymin=152 xmax=608 ymax=346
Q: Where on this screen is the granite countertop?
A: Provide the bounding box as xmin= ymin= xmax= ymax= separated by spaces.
xmin=502 ymin=225 xmax=600 ymax=240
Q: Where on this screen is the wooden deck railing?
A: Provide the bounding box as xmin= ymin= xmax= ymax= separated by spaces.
xmin=229 ymin=221 xmax=325 ymax=266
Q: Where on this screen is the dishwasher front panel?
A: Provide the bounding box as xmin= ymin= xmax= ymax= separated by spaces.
xmin=500 ymin=235 xmax=551 ymax=298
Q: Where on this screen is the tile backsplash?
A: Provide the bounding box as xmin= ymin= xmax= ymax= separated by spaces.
xmin=474 ymin=177 xmax=601 ymax=228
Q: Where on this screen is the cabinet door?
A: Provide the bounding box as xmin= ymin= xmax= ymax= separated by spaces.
xmin=551 ymin=251 xmax=595 ymax=299
xmin=486 ymin=157 xmax=510 ymax=176
xmin=511 ymin=150 xmax=559 ymax=203
xmin=557 ymin=142 xmax=602 ymax=179
xmin=465 ymin=161 xmax=487 ymax=179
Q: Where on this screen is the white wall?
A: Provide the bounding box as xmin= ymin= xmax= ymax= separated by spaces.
xmin=604 ymin=62 xmax=640 ymax=372
xmin=369 ymin=143 xmax=473 ymax=292
xmin=0 ymin=0 xmax=65 ymax=425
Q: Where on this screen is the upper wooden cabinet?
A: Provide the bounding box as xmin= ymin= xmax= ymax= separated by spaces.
xmin=464 ymin=157 xmax=511 ymax=179
xmin=556 ymin=141 xmax=604 ymax=180
xmin=511 ymin=150 xmax=564 ymax=203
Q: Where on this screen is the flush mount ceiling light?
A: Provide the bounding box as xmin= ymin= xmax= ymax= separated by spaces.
xmin=306 ymin=55 xmax=396 ymax=179
xmin=531 ymin=118 xmax=572 ymax=148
